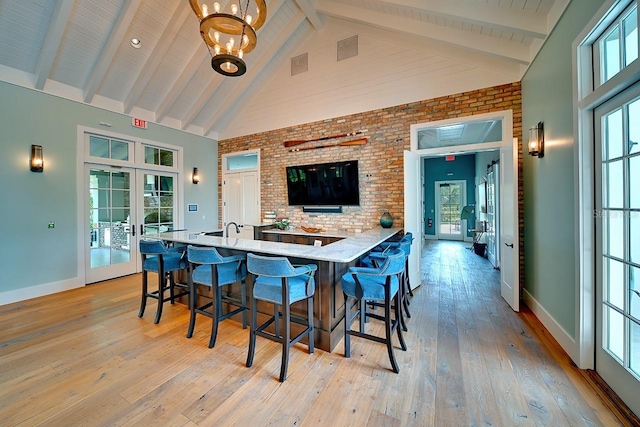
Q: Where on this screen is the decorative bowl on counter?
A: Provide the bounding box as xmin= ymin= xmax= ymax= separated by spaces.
xmin=301 ymin=226 xmax=326 ymax=233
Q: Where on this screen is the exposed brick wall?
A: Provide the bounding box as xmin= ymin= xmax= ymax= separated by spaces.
xmin=219 ymin=81 xmax=523 ymax=283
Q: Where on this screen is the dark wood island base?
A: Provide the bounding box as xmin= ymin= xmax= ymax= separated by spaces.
xmin=154 ymin=226 xmax=401 ymax=352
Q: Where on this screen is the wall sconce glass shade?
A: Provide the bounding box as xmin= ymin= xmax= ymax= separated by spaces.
xmin=192 ymin=167 xmax=200 ymax=184
xmin=528 ymin=122 xmax=544 ymax=158
xmin=31 ymin=144 xmax=43 ymax=172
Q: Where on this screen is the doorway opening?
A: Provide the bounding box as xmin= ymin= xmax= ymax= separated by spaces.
xmin=407 ymin=109 xmax=518 ymax=311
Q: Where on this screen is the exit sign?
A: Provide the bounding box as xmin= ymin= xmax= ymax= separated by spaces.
xmin=445 ymin=155 xmax=455 ymax=161
xmin=132 ymin=117 xmax=147 ymax=129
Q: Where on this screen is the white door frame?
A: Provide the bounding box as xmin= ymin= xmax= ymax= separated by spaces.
xmin=221 ymin=149 xmax=261 ymax=237
xmin=76 ymin=126 xmax=184 ymax=285
xmin=573 ymin=0 xmax=640 ymax=370
xmin=408 ymin=110 xmax=517 ymax=309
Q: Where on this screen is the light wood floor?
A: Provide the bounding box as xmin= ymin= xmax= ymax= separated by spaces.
xmin=0 ymin=241 xmax=632 ymax=426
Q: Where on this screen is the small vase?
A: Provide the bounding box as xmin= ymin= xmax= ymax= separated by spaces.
xmin=380 ymin=212 xmax=393 ymax=228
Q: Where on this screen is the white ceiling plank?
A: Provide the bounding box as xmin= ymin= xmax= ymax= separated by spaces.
xmin=156 ymin=45 xmax=209 ymax=122
xmin=180 ymin=74 xmax=224 ymax=129
xmin=0 ymin=0 xmax=568 ymax=140
xmin=204 ymin=13 xmax=307 ymax=134
xmin=155 ymin=0 xmax=230 ymax=122
xmin=317 ymin=1 xmax=531 ymax=64
xmin=368 ymin=0 xmax=548 ymax=39
xmin=324 ymin=16 xmax=524 ymax=77
xmin=34 ymin=0 xmax=75 ymax=90
xmin=215 ymin=25 xmax=319 ymax=140
xmin=83 ymin=0 xmax=143 ymax=104
xmin=123 ymin=2 xmax=191 ymax=114
xmin=546 ymin=0 xmax=571 ymax=33
xmin=294 ymin=0 xmax=325 ymax=30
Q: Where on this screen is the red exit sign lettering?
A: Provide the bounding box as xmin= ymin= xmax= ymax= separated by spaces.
xmin=445 ymin=155 xmax=455 ymax=161
xmin=132 ymin=117 xmax=147 ymax=129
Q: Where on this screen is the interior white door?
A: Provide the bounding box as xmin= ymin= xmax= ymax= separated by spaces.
xmin=499 ymin=138 xmax=519 ymax=311
xmin=404 ymin=150 xmax=422 ymax=290
xmin=223 ymin=171 xmax=259 ymax=239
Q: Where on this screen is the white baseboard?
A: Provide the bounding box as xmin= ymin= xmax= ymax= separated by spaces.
xmin=523 ymin=288 xmax=579 ymax=364
xmin=0 ymin=277 xmax=84 ymax=306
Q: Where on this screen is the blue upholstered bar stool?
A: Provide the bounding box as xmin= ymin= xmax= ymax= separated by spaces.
xmin=246 ymin=253 xmax=317 ymax=382
xmin=186 ymin=245 xmax=248 ymax=348
xmin=374 ymin=232 xmax=414 ymax=298
xmin=362 ymin=232 xmax=414 ymax=331
xmin=342 ymin=247 xmax=407 ymax=373
xmin=138 ymin=239 xmax=189 ymax=324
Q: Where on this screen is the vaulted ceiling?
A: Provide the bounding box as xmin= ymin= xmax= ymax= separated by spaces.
xmin=0 ymin=0 xmax=569 ymax=140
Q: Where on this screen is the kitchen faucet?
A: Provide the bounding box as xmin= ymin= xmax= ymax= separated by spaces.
xmin=226 ymin=222 xmax=240 ymax=237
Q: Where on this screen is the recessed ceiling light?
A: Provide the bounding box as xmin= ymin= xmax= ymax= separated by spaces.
xmin=130 ymin=38 xmax=141 ymax=49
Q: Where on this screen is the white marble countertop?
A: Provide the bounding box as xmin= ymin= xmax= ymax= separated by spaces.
xmin=149 ymin=227 xmax=401 ymax=263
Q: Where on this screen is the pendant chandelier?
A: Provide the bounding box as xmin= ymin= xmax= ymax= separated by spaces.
xmin=189 ymin=0 xmax=267 ymax=77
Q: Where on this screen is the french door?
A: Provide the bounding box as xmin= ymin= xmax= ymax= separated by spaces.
xmin=86 ymin=165 xmax=137 ymax=284
xmin=436 ymin=181 xmax=465 ymax=241
xmin=85 ymin=166 xmax=178 ymax=284
xmin=594 ymin=82 xmax=640 ymax=416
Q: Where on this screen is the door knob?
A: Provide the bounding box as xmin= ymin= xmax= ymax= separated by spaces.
xmin=505 ymin=243 xmax=514 ymax=248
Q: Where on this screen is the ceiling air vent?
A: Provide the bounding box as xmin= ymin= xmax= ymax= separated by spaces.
xmin=337 ymin=35 xmax=358 ymax=61
xmin=291 ymin=53 xmax=308 ymax=76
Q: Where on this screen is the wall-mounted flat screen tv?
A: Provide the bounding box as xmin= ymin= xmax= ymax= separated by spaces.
xmin=286 ymin=160 xmax=360 ymax=206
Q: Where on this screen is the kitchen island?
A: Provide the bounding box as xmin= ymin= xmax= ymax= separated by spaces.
xmin=153 ymin=227 xmax=401 ymax=352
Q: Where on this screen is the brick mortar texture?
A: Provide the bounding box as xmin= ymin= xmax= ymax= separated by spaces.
xmin=219 ymin=82 xmax=524 ymax=285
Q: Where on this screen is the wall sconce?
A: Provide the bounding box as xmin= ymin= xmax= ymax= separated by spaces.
xmin=528 ymin=122 xmax=544 ymax=158
xmin=192 ymin=167 xmax=200 ymax=184
xmin=31 ymin=144 xmax=43 ymax=172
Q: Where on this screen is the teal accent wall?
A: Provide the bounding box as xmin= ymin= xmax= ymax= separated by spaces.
xmin=0 ymin=81 xmax=218 ymax=295
xmin=423 ymin=154 xmax=476 ymax=237
xmin=521 ymin=0 xmax=604 ymax=337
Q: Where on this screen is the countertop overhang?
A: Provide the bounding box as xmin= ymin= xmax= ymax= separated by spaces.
xmin=151 ymin=227 xmax=401 ymax=263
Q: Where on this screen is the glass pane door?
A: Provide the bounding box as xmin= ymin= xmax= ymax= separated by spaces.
xmin=487 ymin=163 xmax=500 ymax=268
xmin=86 ymin=166 xmax=137 ymax=284
xmin=594 ymin=83 xmax=640 ymax=416
xmin=436 ymin=181 xmax=464 ymax=241
xmin=142 ymin=173 xmax=177 ymax=235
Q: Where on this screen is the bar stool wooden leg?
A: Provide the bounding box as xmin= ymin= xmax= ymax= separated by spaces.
xmin=208 ymin=283 xmax=221 ymax=348
xmin=344 ymin=297 xmax=353 ymax=358
xmin=280 ymin=302 xmax=291 ymax=382
xmin=307 ymin=296 xmax=314 ymax=354
xmin=246 ymin=285 xmax=257 ymax=368
xmin=385 ymin=293 xmax=399 ymax=374
xmin=154 ymin=269 xmax=165 ymax=324
xmin=186 ymin=266 xmax=197 ymax=338
xmin=138 ymin=270 xmax=148 ymax=318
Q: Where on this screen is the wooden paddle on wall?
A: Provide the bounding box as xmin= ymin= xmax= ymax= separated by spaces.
xmin=288 ymin=137 xmax=368 ymax=152
xmin=284 ymin=130 xmax=366 ymax=147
